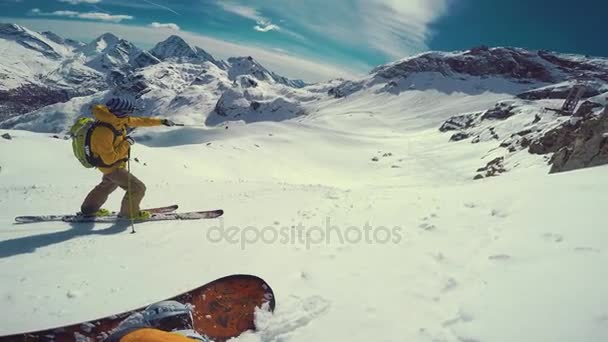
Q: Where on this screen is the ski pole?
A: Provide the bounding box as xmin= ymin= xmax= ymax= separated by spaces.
xmin=127 ymin=157 xmax=136 ymax=234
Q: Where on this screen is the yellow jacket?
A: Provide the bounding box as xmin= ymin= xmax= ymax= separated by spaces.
xmin=90 ymin=105 xmax=163 ymax=174
xmin=120 ymin=328 xmax=195 ymax=342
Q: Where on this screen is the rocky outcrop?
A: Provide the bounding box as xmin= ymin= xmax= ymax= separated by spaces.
xmin=481 ymin=103 xmax=517 ymax=120
xmin=539 ymin=114 xmax=608 ymax=173
xmin=439 ymin=112 xmax=481 ymax=132
xmin=538 ymin=50 xmax=608 ymax=82
xmin=0 ymin=84 xmax=70 ymax=121
xmin=474 ymin=157 xmax=506 ymax=179
xmin=372 ymin=47 xmax=608 ymax=87
xmin=574 ymin=101 xmax=603 ymax=117
xmin=374 ymin=47 xmax=555 ymax=83
xmin=517 ymin=84 xmax=601 ymax=100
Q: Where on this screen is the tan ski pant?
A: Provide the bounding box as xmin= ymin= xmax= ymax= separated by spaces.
xmin=80 ymin=168 xmax=146 ymax=217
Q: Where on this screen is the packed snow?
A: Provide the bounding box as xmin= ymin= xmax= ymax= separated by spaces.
xmin=1 ymin=24 xmax=608 ymax=342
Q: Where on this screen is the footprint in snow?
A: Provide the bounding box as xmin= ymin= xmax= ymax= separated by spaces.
xmin=542 ymin=233 xmax=564 ymax=243
xmin=442 ymin=310 xmax=474 ymax=327
xmin=441 ymin=278 xmax=459 ymax=293
xmin=66 ymin=290 xmax=81 ymax=299
xmin=574 ymin=247 xmax=600 ymax=253
xmin=491 ymin=209 xmax=508 ymax=218
xmin=325 ymin=192 xmax=340 ymax=200
xmin=488 ymin=254 xmax=511 ymax=261
xmin=419 ymin=223 xmax=436 ymax=231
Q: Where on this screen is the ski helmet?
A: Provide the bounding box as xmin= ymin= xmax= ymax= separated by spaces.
xmin=105 ymin=96 xmax=135 ymax=117
xmin=142 ymin=300 xmax=195 ymax=332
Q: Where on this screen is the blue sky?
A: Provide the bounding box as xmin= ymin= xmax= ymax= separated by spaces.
xmin=0 ymin=0 xmax=606 ymax=82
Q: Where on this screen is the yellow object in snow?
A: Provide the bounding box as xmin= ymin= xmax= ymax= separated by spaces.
xmin=120 ymin=328 xmax=196 ymax=342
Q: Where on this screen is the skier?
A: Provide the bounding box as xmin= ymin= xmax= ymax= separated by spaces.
xmin=79 ymin=97 xmax=175 ymax=220
xmin=104 ymin=300 xmax=208 ymax=341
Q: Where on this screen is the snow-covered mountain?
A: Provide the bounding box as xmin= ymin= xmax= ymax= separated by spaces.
xmin=149 ymin=35 xmax=220 ymax=66
xmin=226 ymin=56 xmax=307 ymax=88
xmin=2 ymin=24 xmax=607 ymax=177
xmin=0 ymin=23 xmax=305 ymax=122
xmin=320 ymin=46 xmax=608 ymax=177
xmin=2 ymin=24 xmax=608 ymax=342
xmin=0 ymin=24 xmax=105 ymax=120
xmin=329 ymin=46 xmax=608 ymax=98
xmin=78 ymin=33 xmax=141 ymax=72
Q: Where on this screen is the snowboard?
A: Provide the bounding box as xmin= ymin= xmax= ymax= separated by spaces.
xmin=0 ymin=274 xmax=275 ymax=342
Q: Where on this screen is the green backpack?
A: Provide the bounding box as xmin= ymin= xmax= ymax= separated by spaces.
xmin=69 ymin=118 xmax=121 ymax=168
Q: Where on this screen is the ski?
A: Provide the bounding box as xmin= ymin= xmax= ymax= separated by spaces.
xmin=61 ymin=209 xmax=224 ymax=223
xmin=14 ymin=205 xmax=179 ymax=223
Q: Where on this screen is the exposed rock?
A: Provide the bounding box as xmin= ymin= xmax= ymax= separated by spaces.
xmin=250 ymin=101 xmax=262 ymax=111
xmin=374 ymin=47 xmax=555 ymax=83
xmin=439 ymin=112 xmax=481 ymax=132
xmin=517 ymin=85 xmax=601 ymax=100
xmin=235 ymin=76 xmax=258 ymax=88
xmin=538 ymin=50 xmax=608 ymax=81
xmin=529 ymin=123 xmax=579 ymax=155
xmin=481 ymin=103 xmax=516 ymax=120
xmin=131 ymin=51 xmax=161 ymax=69
xmin=450 ymin=132 xmax=471 ymax=142
xmin=574 ymin=101 xmax=602 ymax=117
xmin=476 ymin=157 xmax=506 ymax=178
xmin=328 ymin=80 xmax=364 ymax=98
xmin=0 ymin=84 xmax=71 ymax=121
xmin=548 ymin=114 xmax=608 ymax=173
xmin=1 ymin=133 xmax=12 ymax=140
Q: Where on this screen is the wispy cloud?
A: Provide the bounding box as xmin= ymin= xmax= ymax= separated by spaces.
xmin=140 ymin=0 xmax=180 ymax=16
xmin=30 ymin=8 xmax=133 ymax=22
xmin=58 ymin=0 xmax=102 ymax=4
xmin=1 ymin=17 xmax=363 ymax=82
xmin=216 ymin=2 xmax=262 ymax=22
xmin=217 ymin=3 xmax=276 ymax=31
xmin=358 ymin=0 xmax=450 ymax=59
xmin=149 ymin=22 xmax=180 ymax=30
xmin=223 ymin=0 xmax=450 ymax=59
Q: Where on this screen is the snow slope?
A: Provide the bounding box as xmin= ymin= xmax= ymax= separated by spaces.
xmin=1 ymin=74 xmax=608 ymax=342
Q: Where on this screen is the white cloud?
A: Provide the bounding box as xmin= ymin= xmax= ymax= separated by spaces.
xmin=254 ymin=20 xmax=279 ymax=32
xmin=217 ymin=2 xmax=295 ymax=37
xmin=58 ymin=0 xmax=102 ymax=4
xmin=0 ymin=17 xmax=365 ymax=82
xmin=29 ymin=8 xmax=133 ymax=22
xmin=149 ymin=22 xmax=180 ymax=31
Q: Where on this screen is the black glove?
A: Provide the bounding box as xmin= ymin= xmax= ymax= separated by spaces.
xmin=125 ymin=136 xmax=135 ymax=145
xmin=162 ymin=119 xmax=176 ymax=127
